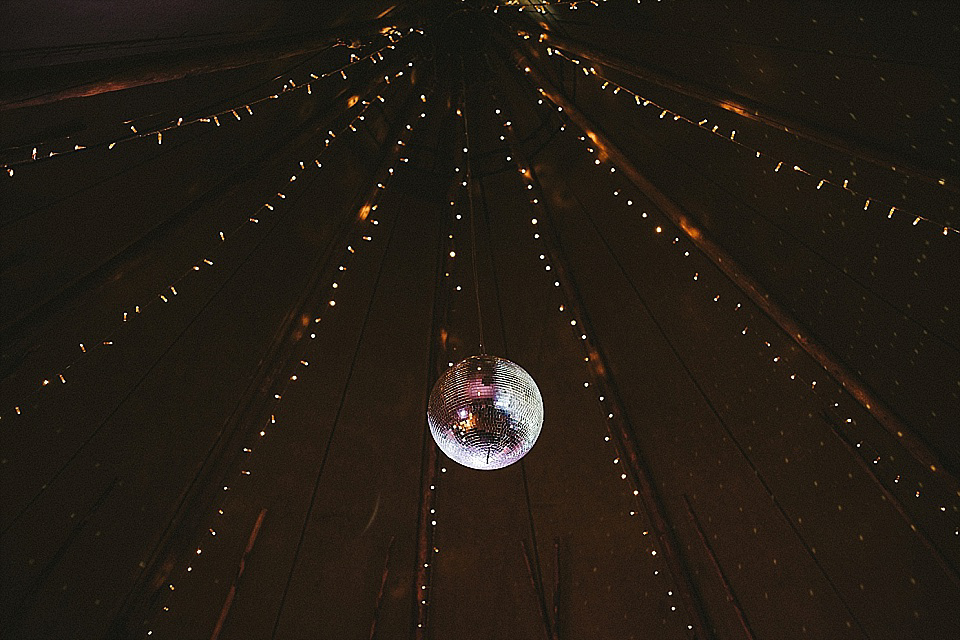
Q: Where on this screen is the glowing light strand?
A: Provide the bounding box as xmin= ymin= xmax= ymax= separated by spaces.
xmin=529 ymin=30 xmax=960 ymax=590
xmin=578 ymin=124 xmax=960 ymax=564
xmin=567 ymin=126 xmax=960 ymax=581
xmin=2 ymin=29 xmax=420 ymax=175
xmin=511 ymin=48 xmax=957 ymax=486
xmin=521 ymin=76 xmax=960 ymax=615
xmin=495 ymin=98 xmax=701 ymax=635
xmin=415 ymin=103 xmax=473 ymax=636
xmin=546 ymin=78 xmax=958 ymax=484
xmin=144 ymin=93 xmax=428 ymax=637
xmin=539 ymin=43 xmax=958 ymax=238
xmin=522 ymin=17 xmax=960 ymax=567
xmin=0 ymin=70 xmax=410 ymax=423
xmin=492 ymin=0 xmax=606 ymax=13
xmin=532 ymin=79 xmax=960 ymax=563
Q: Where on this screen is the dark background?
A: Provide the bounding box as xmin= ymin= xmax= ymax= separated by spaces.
xmin=1 ymin=1 xmax=958 ymax=638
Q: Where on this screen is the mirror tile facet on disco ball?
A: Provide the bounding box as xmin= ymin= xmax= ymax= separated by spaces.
xmin=428 ymin=355 xmax=544 ymax=470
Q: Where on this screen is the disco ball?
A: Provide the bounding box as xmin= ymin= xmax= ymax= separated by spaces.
xmin=428 ymin=355 xmax=544 ymax=471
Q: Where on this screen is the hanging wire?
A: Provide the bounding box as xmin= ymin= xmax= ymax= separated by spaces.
xmin=460 ymin=73 xmax=486 ymax=354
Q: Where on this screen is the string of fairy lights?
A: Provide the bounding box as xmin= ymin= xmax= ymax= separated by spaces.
xmin=493 ymin=0 xmax=610 ymax=14
xmin=490 ymin=94 xmax=701 ymax=636
xmin=500 ymin=67 xmax=960 ymax=629
xmin=560 ymin=123 xmax=960 ymax=573
xmin=506 ymin=51 xmax=960 ymax=493
xmin=541 ymin=67 xmax=960 ymax=487
xmin=0 ymin=65 xmax=417 ymax=425
xmin=526 ymin=37 xmax=958 ymax=238
xmin=143 ymin=90 xmax=430 ymax=638
xmin=414 ymin=99 xmax=472 ymax=638
xmin=1 ymin=28 xmax=421 ymax=175
xmin=509 ymin=57 xmax=960 ymax=572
